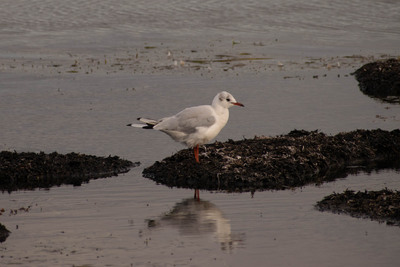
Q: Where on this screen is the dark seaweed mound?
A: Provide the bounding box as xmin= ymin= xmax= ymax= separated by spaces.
xmin=352 ymin=58 xmax=400 ymax=103
xmin=143 ymin=129 xmax=400 ymax=192
xmin=316 ymin=189 xmax=400 ymax=227
xmin=0 ymin=151 xmax=139 ymax=192
xmin=0 ymin=223 xmax=10 ymax=243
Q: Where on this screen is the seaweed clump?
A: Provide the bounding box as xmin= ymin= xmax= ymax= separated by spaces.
xmin=316 ymin=189 xmax=400 ymax=227
xmin=143 ymin=129 xmax=400 ymax=192
xmin=0 ymin=223 xmax=10 ymax=243
xmin=0 ymin=151 xmax=139 ymax=192
xmin=352 ymin=58 xmax=400 ymax=103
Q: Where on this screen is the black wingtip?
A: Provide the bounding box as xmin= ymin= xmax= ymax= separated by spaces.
xmin=126 ymin=123 xmax=132 ymax=127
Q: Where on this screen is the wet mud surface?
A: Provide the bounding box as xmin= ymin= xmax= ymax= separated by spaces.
xmin=316 ymin=189 xmax=400 ymax=227
xmin=353 ymin=58 xmax=400 ymax=103
xmin=0 ymin=45 xmax=391 ymax=78
xmin=0 ymin=151 xmax=139 ymax=192
xmin=143 ymin=129 xmax=400 ymax=192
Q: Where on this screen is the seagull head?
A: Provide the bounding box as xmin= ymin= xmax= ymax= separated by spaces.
xmin=214 ymin=91 xmax=244 ymax=109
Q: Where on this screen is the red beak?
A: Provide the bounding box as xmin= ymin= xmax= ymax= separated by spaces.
xmin=233 ymin=102 xmax=244 ymax=107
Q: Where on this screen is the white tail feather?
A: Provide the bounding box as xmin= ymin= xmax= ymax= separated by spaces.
xmin=127 ymin=123 xmax=148 ymax=128
xmin=126 ymin=117 xmax=158 ymax=129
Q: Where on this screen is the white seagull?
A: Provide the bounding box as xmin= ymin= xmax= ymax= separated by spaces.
xmin=127 ymin=91 xmax=244 ymax=163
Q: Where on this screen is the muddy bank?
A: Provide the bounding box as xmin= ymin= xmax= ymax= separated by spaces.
xmin=352 ymin=58 xmax=400 ymax=103
xmin=316 ymin=189 xmax=400 ymax=227
xmin=0 ymin=151 xmax=139 ymax=192
xmin=143 ymin=129 xmax=400 ymax=192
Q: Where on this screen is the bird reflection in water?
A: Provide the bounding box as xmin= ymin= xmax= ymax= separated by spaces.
xmin=147 ymin=198 xmax=244 ymax=252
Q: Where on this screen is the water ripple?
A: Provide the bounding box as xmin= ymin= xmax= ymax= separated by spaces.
xmin=0 ymin=0 xmax=399 ymax=37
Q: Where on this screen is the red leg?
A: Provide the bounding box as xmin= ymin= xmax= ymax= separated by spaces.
xmin=194 ymin=144 xmax=200 ymax=163
xmin=194 ymin=189 xmax=200 ymax=200
xmin=193 ymin=145 xmax=200 ymax=199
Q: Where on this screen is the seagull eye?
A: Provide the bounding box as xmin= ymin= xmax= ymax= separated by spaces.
xmin=226 ymin=98 xmax=231 ymax=102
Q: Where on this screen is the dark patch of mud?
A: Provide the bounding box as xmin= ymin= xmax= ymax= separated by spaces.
xmin=0 ymin=151 xmax=139 ymax=192
xmin=0 ymin=223 xmax=10 ymax=243
xmin=143 ymin=129 xmax=400 ymax=192
xmin=316 ymin=189 xmax=400 ymax=227
xmin=352 ymin=58 xmax=400 ymax=103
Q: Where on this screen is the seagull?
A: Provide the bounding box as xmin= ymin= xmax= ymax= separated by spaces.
xmin=127 ymin=91 xmax=244 ymax=163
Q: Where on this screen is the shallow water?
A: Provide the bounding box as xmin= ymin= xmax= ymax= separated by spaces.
xmin=0 ymin=0 xmax=399 ymax=56
xmin=1 ymin=169 xmax=400 ymax=266
xmin=1 ymin=68 xmax=400 ymax=266
xmin=1 ymin=0 xmax=400 ymax=266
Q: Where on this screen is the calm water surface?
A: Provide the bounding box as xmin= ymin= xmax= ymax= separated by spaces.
xmin=0 ymin=0 xmax=399 ymax=55
xmin=0 ymin=0 xmax=400 ymax=266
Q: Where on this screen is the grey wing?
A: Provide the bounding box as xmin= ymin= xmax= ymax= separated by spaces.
xmin=157 ymin=106 xmax=216 ymax=133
